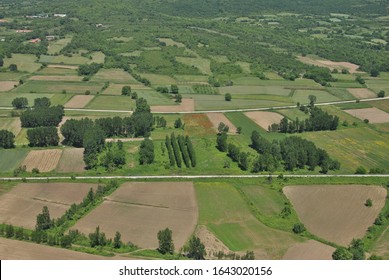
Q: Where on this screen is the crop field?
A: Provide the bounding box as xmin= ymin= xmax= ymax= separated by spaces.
xmin=282 ymin=240 xmax=335 ymax=260
xmin=232 ymin=77 xmax=319 ymax=87
xmin=206 ymin=113 xmax=238 ymax=134
xmin=176 ymin=57 xmax=212 ymax=75
xmin=91 ymin=69 xmax=139 ymax=84
xmin=28 ymin=75 xmax=82 ymax=82
xmin=284 ymin=185 xmax=387 ymax=246
xmin=140 ymin=73 xmax=177 ymax=85
xmin=0 ymin=93 xmax=54 ymax=107
xmin=277 ymin=108 xmax=310 ymax=121
xmin=174 ymin=75 xmax=209 ymax=84
xmin=367 ymin=99 xmax=389 ymax=113
xmin=72 ymin=182 xmax=197 ymax=250
xmin=14 ymin=129 xmax=28 ymax=146
xmin=56 ymin=148 xmax=85 ymax=173
xmin=301 ymin=127 xmax=389 ymax=172
xmin=192 ymin=84 xmax=218 ymax=95
xmin=50 ymin=93 xmax=74 ymax=106
xmin=298 ymin=55 xmax=361 ymax=73
xmin=36 ymin=67 xmax=78 ymax=76
xmin=347 ymin=88 xmax=377 ymax=99
xmin=182 ymin=114 xmax=215 ymax=137
xmin=47 ymin=37 xmax=72 ymax=55
xmin=196 ymin=182 xmax=302 ymax=259
xmin=134 ymin=90 xmax=174 ymax=105
xmin=219 ymin=86 xmax=291 ymax=96
xmin=3 ymin=54 xmax=41 ymax=73
xmin=64 ymin=95 xmax=95 ymax=108
xmin=0 ymin=72 xmax=25 ymax=81
xmin=0 ymin=117 xmax=21 ymax=136
xmin=86 ymin=95 xmax=135 ymax=110
xmin=38 ymin=52 xmax=105 ymax=65
xmin=47 ymin=64 xmax=79 ymax=70
xmin=0 ymin=183 xmax=97 ymax=229
xmin=21 ymin=149 xmax=63 ymax=172
xmin=345 ymin=108 xmax=389 ymax=124
xmin=0 ymin=149 xmax=28 ymax=173
xmin=244 ymin=111 xmax=284 ymax=130
xmin=292 ymin=89 xmax=340 ymax=104
xmin=366 ymin=78 xmax=389 ymax=94
xmin=151 ymin=98 xmax=195 ymax=113
xmin=13 ymin=81 xmax=103 ymax=94
xmin=0 ymin=81 xmax=18 ymax=91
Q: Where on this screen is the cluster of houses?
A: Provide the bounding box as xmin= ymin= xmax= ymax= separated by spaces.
xmin=26 ymin=13 xmax=67 ymax=19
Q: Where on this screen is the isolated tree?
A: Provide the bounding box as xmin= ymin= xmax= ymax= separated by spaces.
xmin=292 ymin=223 xmax=306 ymax=234
xmin=170 ymin=84 xmax=179 ymax=94
xmin=12 ymin=97 xmax=28 ymax=109
xmin=175 ymin=94 xmax=182 ymax=103
xmin=113 ymin=231 xmax=122 ymax=249
xmin=36 ymin=206 xmax=53 ymax=231
xmin=9 ymin=64 xmax=17 ymax=72
xmin=0 ymin=130 xmax=15 ymax=148
xmin=355 ymin=166 xmax=367 ymax=174
xmin=217 ymin=122 xmax=229 ymax=134
xmin=377 ymin=90 xmax=385 ymax=98
xmin=187 ymin=236 xmax=206 ymax=260
xmin=365 ymin=199 xmax=373 ymax=207
xmin=308 ymin=95 xmax=317 ymax=107
xmin=157 ymin=228 xmax=174 ymax=254
xmin=225 ymin=93 xmax=232 ymax=101
xmin=370 ymin=69 xmax=379 ymax=77
xmin=139 ymin=138 xmax=154 ymax=164
xmin=121 ymin=86 xmax=131 ymax=96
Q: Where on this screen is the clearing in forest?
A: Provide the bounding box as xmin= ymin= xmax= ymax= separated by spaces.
xmin=206 ymin=113 xmax=238 ymax=134
xmin=72 ymin=182 xmax=198 ymax=250
xmin=282 ymin=240 xmax=335 ymax=260
xmin=284 ymin=185 xmax=387 ymax=246
xmin=244 ymin=111 xmax=284 ymax=130
xmin=0 ymin=183 xmax=97 ymax=229
xmin=21 ymin=149 xmax=63 ymax=172
xmin=345 ymin=108 xmax=389 ymax=124
xmin=347 ymin=88 xmax=377 ymax=99
xmin=151 ymin=98 xmax=195 ymax=113
xmin=64 ymin=95 xmax=95 ymax=108
xmin=56 ymin=148 xmax=85 ymax=173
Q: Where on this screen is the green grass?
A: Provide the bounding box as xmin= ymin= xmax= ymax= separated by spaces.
xmin=12 ymin=81 xmax=103 ymax=94
xmin=158 ymin=38 xmax=185 ymax=47
xmin=211 ymin=55 xmax=230 ymax=63
xmin=236 ymin=61 xmax=251 ymax=74
xmin=320 ymin=105 xmax=365 ymax=127
xmin=139 ymin=73 xmax=177 ymax=85
xmin=4 ymin=54 xmax=41 ymax=73
xmin=219 ymin=86 xmax=291 ymax=96
xmin=91 ymin=69 xmax=139 ymax=84
xmin=232 ymin=77 xmax=319 ymax=87
xmin=35 ymin=67 xmax=78 ymax=76
xmin=277 ymin=108 xmax=310 ymax=121
xmin=174 ymin=75 xmax=209 ymax=83
xmin=292 ymin=89 xmax=340 ymax=104
xmin=176 ymin=57 xmax=212 ymax=75
xmin=47 ymin=37 xmax=72 ymax=55
xmin=0 ymin=149 xmax=28 ymax=172
xmin=372 ymin=227 xmax=389 ymax=259
xmin=15 ymin=129 xmax=28 ymax=146
xmin=0 ymin=72 xmax=26 ymax=81
xmin=136 ymin=90 xmax=174 ymax=105
xmin=335 ymin=102 xmax=373 ymax=110
xmin=0 ymin=93 xmax=54 ymax=107
xmin=327 ymin=88 xmax=355 ymax=100
xmin=330 ymin=81 xmax=365 ymax=88
xmin=39 ymin=54 xmax=90 ymax=65
xmin=301 ymin=127 xmax=389 ymax=173
xmin=0 ymin=117 xmax=20 ymax=135
xmin=86 ymin=95 xmax=136 ymax=110
xmin=50 ymin=93 xmax=75 ymax=106
xmin=366 ymin=79 xmax=389 ymax=94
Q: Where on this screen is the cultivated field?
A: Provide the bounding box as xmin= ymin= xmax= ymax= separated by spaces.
xmin=206 ymin=113 xmax=238 ymax=134
xmin=219 ymin=86 xmax=290 ymax=96
xmin=292 ymin=89 xmax=340 ymax=104
xmin=47 ymin=37 xmax=72 ymax=55
xmin=102 ymin=83 xmax=150 ymax=95
xmin=282 ymin=240 xmax=335 ymax=260
xmin=345 ymin=108 xmax=389 ymax=123
xmin=0 ymin=93 xmax=54 ymax=107
xmin=47 ymin=64 xmax=78 ymax=70
xmin=56 ymin=148 xmax=85 ymax=173
xmin=176 ymin=57 xmax=212 ymax=75
xmin=13 ymin=81 xmax=103 ymax=94
xmin=347 ymin=88 xmax=377 ymax=99
xmin=64 ymin=95 xmax=95 ymax=108
xmin=298 ymin=56 xmax=361 ymax=73
xmin=72 ymin=182 xmax=198 ymax=250
xmin=140 ymin=73 xmax=177 ymax=85
xmin=0 ymin=183 xmax=97 ymax=229
xmin=21 ymin=149 xmax=63 ymax=172
xmin=29 ymin=75 xmax=82 ymax=82
xmin=0 ymin=149 xmax=28 ymax=173
xmin=91 ymin=69 xmax=139 ymax=84
xmin=182 ymin=114 xmax=215 ymax=137
xmin=151 ymin=98 xmax=195 ymax=112
xmin=86 ymin=95 xmax=135 ymax=110
xmin=0 ymin=117 xmax=21 ymax=136
xmin=284 ymin=185 xmax=387 ymax=246
xmin=3 ymin=54 xmax=41 ymax=73
xmin=0 ymin=81 xmax=18 ymax=91
xmin=244 ymin=111 xmax=284 ymax=130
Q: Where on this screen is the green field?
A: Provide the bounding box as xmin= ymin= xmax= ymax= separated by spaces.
xmin=139 ymin=73 xmax=177 ymax=85
xmin=0 ymin=72 xmax=26 ymax=81
xmin=373 ymin=227 xmax=389 ymax=259
xmin=47 ymin=37 xmax=72 ymax=55
xmin=39 ymin=52 xmax=105 ymax=65
xmin=15 ymin=128 xmax=28 ymax=146
xmin=219 ymin=86 xmax=291 ymax=96
xmin=50 ymin=93 xmax=75 ymax=105
xmin=326 ymin=88 xmax=356 ymax=100
xmin=0 ymin=117 xmax=21 ymax=135
xmin=174 ymin=75 xmax=209 ymax=83
xmin=367 ymin=99 xmax=389 ymax=113
xmin=236 ymin=61 xmax=251 ymax=74
xmin=86 ymin=95 xmax=136 ymax=110
xmin=196 ymin=182 xmax=302 ymax=257
xmin=366 ymin=79 xmax=389 ymax=94
xmin=35 ymin=67 xmax=78 ymax=76
xmin=0 ymin=149 xmax=28 ymax=172
xmin=136 ymin=90 xmax=175 ymax=105
xmin=292 ymin=89 xmax=340 ymax=104
xmin=91 ymin=69 xmax=139 ymax=84
xmin=3 ymin=54 xmax=41 ymax=73
xmin=12 ymin=81 xmax=103 ymax=94
xmin=277 ymin=108 xmax=310 ymax=121
xmin=0 ymin=93 xmax=54 ymax=107
xmin=232 ymin=77 xmax=319 ymax=87
xmin=176 ymin=57 xmax=212 ymax=75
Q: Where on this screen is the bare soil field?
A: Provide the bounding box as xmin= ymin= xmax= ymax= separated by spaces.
xmin=0 ymin=238 xmax=132 ymax=260
xmin=244 ymin=111 xmax=284 ymax=130
xmin=282 ymin=240 xmax=335 ymax=260
xmin=29 ymin=75 xmax=82 ymax=82
xmin=347 ymin=88 xmax=377 ymax=99
xmin=151 ymin=98 xmax=195 ymax=113
xmin=206 ymin=113 xmax=237 ymax=134
xmin=298 ymin=56 xmax=361 ymax=73
xmin=64 ymin=95 xmax=95 ymax=108
xmin=344 ymin=108 xmax=389 ymax=124
xmin=47 ymin=64 xmax=78 ymax=70
xmin=195 ymin=225 xmax=233 ymax=259
xmin=56 ymin=148 xmax=85 ymax=173
xmin=284 ymin=185 xmax=387 ymax=246
xmin=0 ymin=81 xmax=18 ymax=92
xmin=72 ymin=182 xmax=198 ymax=250
xmin=22 ymin=149 xmax=63 ymax=172
xmin=106 ymin=138 xmax=145 ymax=142
xmin=0 ymin=183 xmax=97 ymax=229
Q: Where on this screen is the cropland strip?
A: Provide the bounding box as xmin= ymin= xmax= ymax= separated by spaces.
xmin=244 ymin=111 xmax=284 ymax=130
xmin=344 ymin=108 xmax=389 ymax=124
xmin=22 ymin=149 xmax=63 ymax=172
xmin=282 ymin=240 xmax=335 ymax=260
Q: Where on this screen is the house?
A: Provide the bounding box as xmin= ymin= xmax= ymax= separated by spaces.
xmin=46 ymin=35 xmax=56 ymax=41
xmin=54 ymin=14 xmax=67 ymax=18
xmin=29 ymin=38 xmax=41 ymax=44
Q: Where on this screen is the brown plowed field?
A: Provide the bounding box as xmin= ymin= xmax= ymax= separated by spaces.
xmin=298 ymin=56 xmax=361 ymax=73
xmin=206 ymin=113 xmax=237 ymax=134
xmin=244 ymin=111 xmax=284 ymax=130
xmin=22 ymin=149 xmax=63 ymax=172
xmin=345 ymin=108 xmax=389 ymax=124
xmin=29 ymin=75 xmax=82 ymax=82
xmin=282 ymin=240 xmax=335 ymax=260
xmin=151 ymin=98 xmax=195 ymax=113
xmin=72 ymin=182 xmax=198 ymax=250
xmin=0 ymin=81 xmax=18 ymax=91
xmin=0 ymin=238 xmax=131 ymax=260
xmin=0 ymin=183 xmax=97 ymax=229
xmin=64 ymin=95 xmax=95 ymax=108
xmin=284 ymin=185 xmax=387 ymax=246
xmin=56 ymin=148 xmax=85 ymax=173
xmin=347 ymin=88 xmax=377 ymax=99
xmin=47 ymin=64 xmax=78 ymax=69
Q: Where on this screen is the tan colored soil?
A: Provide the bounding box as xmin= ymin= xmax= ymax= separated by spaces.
xmin=0 ymin=81 xmax=18 ymax=92
xmin=22 ymin=149 xmax=63 ymax=172
xmin=47 ymin=64 xmax=78 ymax=69
xmin=282 ymin=240 xmax=335 ymax=260
xmin=284 ymin=185 xmax=387 ymax=246
xmin=244 ymin=111 xmax=284 ymax=130
xmin=64 ymin=95 xmax=94 ymax=108
xmin=151 ymin=98 xmax=195 ymax=113
xmin=29 ymin=75 xmax=82 ymax=82
xmin=195 ymin=225 xmax=232 ymax=259
xmin=56 ymin=148 xmax=85 ymax=173
xmin=345 ymin=108 xmax=389 ymax=124
xmin=347 ymin=88 xmax=377 ymax=99
xmin=298 ymin=56 xmax=362 ymax=73
xmin=106 ymin=138 xmax=145 ymax=142
xmin=0 ymin=183 xmax=97 ymax=229
xmin=206 ymin=113 xmax=237 ymax=134
xmin=0 ymin=238 xmax=131 ymax=260
xmin=72 ymin=182 xmax=198 ymax=250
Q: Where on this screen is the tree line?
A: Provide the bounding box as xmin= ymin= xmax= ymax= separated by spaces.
xmin=165 ymin=133 xmax=196 ymax=168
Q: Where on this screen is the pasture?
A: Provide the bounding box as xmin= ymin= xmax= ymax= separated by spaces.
xmin=47 ymin=37 xmax=72 ymax=55
xmin=0 ymin=93 xmax=54 ymax=107
xmin=219 ymin=86 xmax=291 ymax=96
xmin=72 ymin=182 xmax=198 ymax=250
xmin=139 ymin=73 xmax=177 ymax=85
xmin=0 ymin=117 xmax=21 ymax=136
xmin=0 ymin=183 xmax=97 ymax=229
xmin=244 ymin=111 xmax=284 ymax=130
xmin=284 ymin=185 xmax=387 ymax=246
xmin=13 ymin=81 xmax=103 ymax=94
xmin=292 ymin=89 xmax=340 ymax=104
xmin=344 ymin=108 xmax=389 ymax=124
xmin=373 ymin=227 xmax=389 ymax=259
xmin=28 ymin=75 xmax=82 ymax=82
xmin=21 ymin=149 xmax=63 ymax=172
xmin=86 ymin=95 xmax=135 ymax=110
xmin=36 ymin=67 xmax=78 ymax=76
xmin=3 ymin=54 xmax=41 ymax=73
xmin=158 ymin=38 xmax=185 ymax=48
xmin=174 ymin=75 xmax=209 ymax=84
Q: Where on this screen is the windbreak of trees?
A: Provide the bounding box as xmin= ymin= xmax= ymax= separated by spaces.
xmin=0 ymin=130 xmax=15 ymax=148
xmin=27 ymin=126 xmax=59 ymax=147
xmin=165 ymin=133 xmax=196 ymax=168
xmin=20 ymin=105 xmax=64 ymax=128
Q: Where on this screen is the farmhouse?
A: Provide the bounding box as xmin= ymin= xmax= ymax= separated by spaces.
xmin=29 ymin=38 xmax=41 ymax=44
